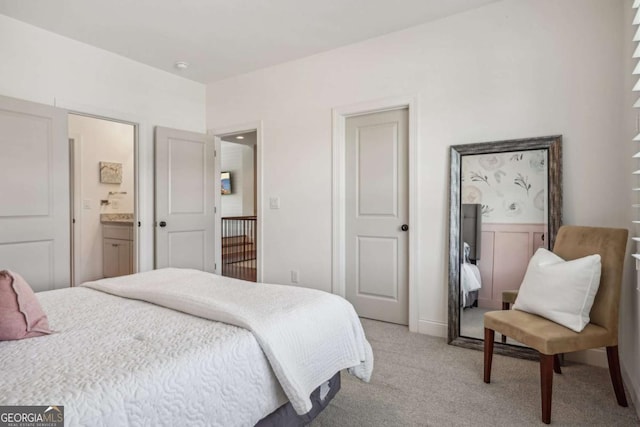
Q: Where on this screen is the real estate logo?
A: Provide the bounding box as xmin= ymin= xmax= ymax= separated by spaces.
xmin=0 ymin=406 xmax=64 ymax=427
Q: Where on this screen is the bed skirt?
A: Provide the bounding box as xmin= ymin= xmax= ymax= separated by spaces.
xmin=256 ymin=372 xmax=341 ymax=427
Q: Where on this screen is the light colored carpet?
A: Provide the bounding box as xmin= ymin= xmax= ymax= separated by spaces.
xmin=312 ymin=319 xmax=638 ymax=426
xmin=460 ymin=307 xmax=525 ymax=347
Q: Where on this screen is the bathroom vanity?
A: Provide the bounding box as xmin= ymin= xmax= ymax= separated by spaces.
xmin=101 ymin=214 xmax=134 ymax=278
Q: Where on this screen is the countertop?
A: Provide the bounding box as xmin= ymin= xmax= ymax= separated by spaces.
xmin=100 ymin=213 xmax=134 ymax=225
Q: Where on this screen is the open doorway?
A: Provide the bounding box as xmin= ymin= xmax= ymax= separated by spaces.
xmin=69 ymin=113 xmax=137 ymax=286
xmin=218 ymin=131 xmax=257 ymax=281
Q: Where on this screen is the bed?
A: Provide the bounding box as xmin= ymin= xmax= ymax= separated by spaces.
xmin=0 ymin=268 xmax=373 ymax=426
xmin=461 ymin=203 xmax=483 ymax=308
xmin=461 ymin=242 xmax=482 ymax=308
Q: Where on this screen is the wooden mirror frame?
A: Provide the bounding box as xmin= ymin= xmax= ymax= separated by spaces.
xmin=448 ymin=135 xmax=562 ymax=359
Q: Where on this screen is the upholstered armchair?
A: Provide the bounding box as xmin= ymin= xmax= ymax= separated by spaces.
xmin=483 ymin=225 xmax=629 ymax=424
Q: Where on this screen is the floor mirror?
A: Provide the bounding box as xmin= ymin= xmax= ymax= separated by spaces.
xmin=448 ymin=135 xmax=562 ymax=359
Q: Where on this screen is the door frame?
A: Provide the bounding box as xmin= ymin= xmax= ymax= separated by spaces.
xmin=332 ymin=96 xmax=419 ymax=332
xmin=67 ymin=111 xmax=140 ymax=286
xmin=210 ymin=121 xmax=264 ymax=282
xmin=69 ymin=136 xmax=79 ymax=286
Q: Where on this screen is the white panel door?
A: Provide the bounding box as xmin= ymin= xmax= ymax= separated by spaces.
xmin=0 ymin=95 xmax=69 ymax=291
xmin=155 ymin=127 xmax=215 ymax=272
xmin=345 ymin=108 xmax=409 ymax=325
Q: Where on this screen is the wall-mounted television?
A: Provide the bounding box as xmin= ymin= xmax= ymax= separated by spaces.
xmin=221 ymin=172 xmax=231 ymax=195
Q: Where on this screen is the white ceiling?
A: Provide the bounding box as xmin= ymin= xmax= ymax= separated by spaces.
xmin=0 ymin=0 xmax=497 ymax=83
xmin=221 ymin=131 xmax=256 ymax=147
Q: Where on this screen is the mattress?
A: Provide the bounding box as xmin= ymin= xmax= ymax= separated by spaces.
xmin=0 ymin=287 xmax=288 ymax=427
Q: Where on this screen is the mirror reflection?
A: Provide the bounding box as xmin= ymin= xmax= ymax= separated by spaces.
xmin=448 ymin=135 xmax=561 ymax=358
xmin=459 ymin=149 xmax=549 ymax=346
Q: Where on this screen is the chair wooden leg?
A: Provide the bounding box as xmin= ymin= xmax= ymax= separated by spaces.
xmin=540 ymin=353 xmax=554 ymax=424
xmin=484 ymin=328 xmax=495 ymax=383
xmin=553 ymin=354 xmax=562 ymax=374
xmin=606 ymin=346 xmax=628 ymax=407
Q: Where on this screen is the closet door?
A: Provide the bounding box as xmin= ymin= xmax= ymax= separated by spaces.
xmin=0 ymin=95 xmax=69 ymax=291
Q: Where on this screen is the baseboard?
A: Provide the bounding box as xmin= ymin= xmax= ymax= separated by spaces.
xmin=564 ymin=348 xmax=607 ymax=368
xmin=417 ymin=319 xmax=447 ymax=337
xmin=621 ymin=361 xmax=640 ymax=420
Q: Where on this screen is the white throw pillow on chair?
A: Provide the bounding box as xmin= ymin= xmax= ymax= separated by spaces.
xmin=512 ymin=248 xmax=601 ymax=333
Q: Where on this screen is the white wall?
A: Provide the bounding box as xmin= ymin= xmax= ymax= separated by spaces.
xmin=0 ymin=14 xmax=206 ymax=274
xmin=69 ymin=114 xmax=134 ymax=283
xmin=207 ymin=0 xmax=627 ymax=338
xmin=220 ymin=141 xmax=255 ymax=217
xmin=242 ymin=145 xmax=256 ymax=216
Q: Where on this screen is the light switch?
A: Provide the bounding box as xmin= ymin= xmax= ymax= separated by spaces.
xmin=83 ymin=199 xmax=91 ymax=210
xmin=269 ymin=197 xmax=280 ymax=209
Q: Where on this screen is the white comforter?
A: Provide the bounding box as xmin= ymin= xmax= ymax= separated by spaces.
xmin=461 ymin=262 xmax=482 ymax=307
xmin=82 ymin=268 xmax=374 ymax=415
xmin=0 ymin=287 xmax=287 ymax=427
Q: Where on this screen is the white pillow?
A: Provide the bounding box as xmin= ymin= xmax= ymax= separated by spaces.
xmin=512 ymin=248 xmax=601 ymax=332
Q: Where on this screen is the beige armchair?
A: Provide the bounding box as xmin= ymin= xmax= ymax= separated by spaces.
xmin=499 ymin=290 xmax=519 ymax=343
xmin=483 ymin=225 xmax=629 ymax=424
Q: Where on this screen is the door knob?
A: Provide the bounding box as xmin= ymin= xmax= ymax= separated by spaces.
xmin=401 ymin=224 xmax=409 ymax=231
xmin=159 ymin=221 xmax=167 ymax=228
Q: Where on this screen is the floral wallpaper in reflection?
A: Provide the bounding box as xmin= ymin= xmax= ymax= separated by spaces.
xmin=461 ymin=149 xmax=547 ymax=224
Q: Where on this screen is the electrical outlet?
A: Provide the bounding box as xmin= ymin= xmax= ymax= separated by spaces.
xmin=270 ymin=197 xmax=280 ymax=209
xmin=83 ymin=199 xmax=91 ymax=210
xmin=291 ymin=270 xmax=299 ymax=283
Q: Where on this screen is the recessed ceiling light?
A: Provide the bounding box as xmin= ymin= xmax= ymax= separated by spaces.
xmin=236 ymin=136 xmax=245 ymax=140
xmin=174 ymin=61 xmax=189 ymax=70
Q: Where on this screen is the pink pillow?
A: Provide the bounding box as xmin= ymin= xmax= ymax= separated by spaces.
xmin=0 ymin=270 xmax=52 ymax=340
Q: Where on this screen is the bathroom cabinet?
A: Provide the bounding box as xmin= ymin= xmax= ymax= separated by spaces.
xmin=103 ymin=223 xmax=133 ymax=277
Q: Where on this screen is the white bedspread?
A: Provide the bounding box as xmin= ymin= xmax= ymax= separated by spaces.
xmin=82 ymin=268 xmax=373 ymax=415
xmin=0 ymin=287 xmax=287 ymax=427
xmin=461 ymin=262 xmax=482 ymax=307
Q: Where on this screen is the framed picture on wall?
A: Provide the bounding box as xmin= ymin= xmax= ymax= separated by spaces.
xmin=221 ymin=172 xmax=231 ymax=195
xmin=99 ymin=161 xmax=123 ymax=184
